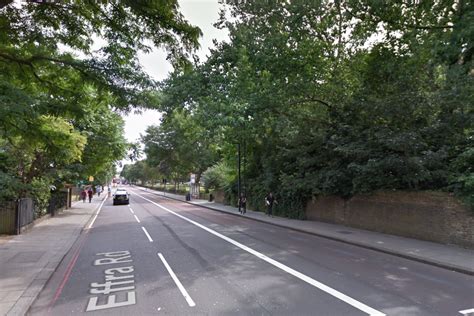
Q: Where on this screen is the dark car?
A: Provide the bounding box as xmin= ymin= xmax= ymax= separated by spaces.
xmin=113 ymin=190 xmax=130 ymax=205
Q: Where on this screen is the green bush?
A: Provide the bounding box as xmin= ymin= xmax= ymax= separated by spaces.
xmin=449 ymin=147 xmax=474 ymax=211
xmin=202 ymin=161 xmax=235 ymax=192
xmin=31 ymin=177 xmax=51 ymax=216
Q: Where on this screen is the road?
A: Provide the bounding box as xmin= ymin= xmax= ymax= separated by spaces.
xmin=30 ymin=187 xmax=474 ymax=315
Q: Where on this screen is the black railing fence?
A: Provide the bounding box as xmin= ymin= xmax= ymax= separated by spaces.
xmin=0 ymin=201 xmax=17 ymax=235
xmin=17 ymin=198 xmax=35 ymax=233
xmin=0 ymin=189 xmax=69 ymax=235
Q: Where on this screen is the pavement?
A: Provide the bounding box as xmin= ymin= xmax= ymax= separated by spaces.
xmin=0 ymin=186 xmax=472 ymax=315
xmin=0 ymin=195 xmax=106 ymax=316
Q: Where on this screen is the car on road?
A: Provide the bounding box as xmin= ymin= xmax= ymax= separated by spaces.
xmin=113 ymin=189 xmax=130 ymax=205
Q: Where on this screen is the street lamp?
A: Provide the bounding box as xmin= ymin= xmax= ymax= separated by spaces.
xmin=237 ymin=142 xmax=241 ymax=213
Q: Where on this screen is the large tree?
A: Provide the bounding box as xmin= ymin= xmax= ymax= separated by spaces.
xmin=0 ymin=1 xmax=201 ymax=203
xmin=156 ymin=0 xmax=473 ymax=215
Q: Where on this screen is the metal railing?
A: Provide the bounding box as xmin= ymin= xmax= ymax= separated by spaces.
xmin=0 ymin=191 xmax=69 ymax=235
xmin=0 ymin=201 xmax=17 ymax=234
xmin=17 ymin=198 xmax=35 ymax=233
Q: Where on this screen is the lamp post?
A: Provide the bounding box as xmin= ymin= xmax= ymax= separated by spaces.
xmin=237 ymin=142 xmax=241 ymax=213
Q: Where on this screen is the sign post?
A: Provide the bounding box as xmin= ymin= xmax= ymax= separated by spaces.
xmin=190 ymin=174 xmax=196 ymax=199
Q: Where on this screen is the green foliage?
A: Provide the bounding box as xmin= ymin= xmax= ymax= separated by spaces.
xmin=151 ymin=0 xmax=473 ymax=216
xmin=0 ymin=171 xmax=23 ymax=201
xmin=0 ymin=1 xmax=200 ymax=203
xmin=30 ymin=177 xmax=51 ymax=216
xmin=450 ymin=146 xmax=474 ymax=210
xmin=121 ymin=160 xmax=161 ymax=185
xmin=141 ymin=108 xmax=219 ymax=183
xmin=201 ymin=161 xmax=234 ymax=191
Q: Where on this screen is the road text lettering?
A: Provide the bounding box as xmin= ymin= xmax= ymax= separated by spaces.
xmin=86 ymin=251 xmax=136 ymax=312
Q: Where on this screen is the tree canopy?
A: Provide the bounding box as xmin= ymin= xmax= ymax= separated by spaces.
xmin=0 ymin=1 xmax=201 ymax=206
xmin=133 ymin=0 xmax=472 ymax=215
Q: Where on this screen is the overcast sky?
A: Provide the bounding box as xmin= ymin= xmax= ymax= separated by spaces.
xmin=123 ymin=0 xmax=228 ymax=146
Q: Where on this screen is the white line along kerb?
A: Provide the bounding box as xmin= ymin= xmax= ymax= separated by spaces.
xmin=141 ymin=227 xmax=153 ymax=242
xmin=87 ymin=197 xmax=107 ymax=229
xmin=158 ymin=253 xmax=196 ymax=307
xmin=459 ymin=308 xmax=474 ymax=315
xmin=135 ymin=192 xmax=385 ymax=316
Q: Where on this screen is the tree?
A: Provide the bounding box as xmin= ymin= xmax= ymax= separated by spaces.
xmin=142 ymin=109 xmax=218 ymax=184
xmin=0 ymin=1 xmax=201 ymax=202
xmin=155 ymin=0 xmax=473 ymax=216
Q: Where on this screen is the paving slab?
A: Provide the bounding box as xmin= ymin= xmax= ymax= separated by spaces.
xmin=0 ymin=196 xmax=105 ymax=316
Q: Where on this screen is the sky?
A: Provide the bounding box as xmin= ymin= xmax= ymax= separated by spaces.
xmin=122 ymin=0 xmax=228 ymax=146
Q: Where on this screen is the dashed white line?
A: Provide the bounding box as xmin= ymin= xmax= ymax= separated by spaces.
xmin=460 ymin=308 xmax=474 ymax=315
xmin=134 ymin=215 xmax=141 ymax=223
xmin=158 ymin=253 xmax=196 ymax=307
xmin=129 ymin=207 xmax=134 ymax=214
xmin=141 ymin=226 xmax=153 ymax=242
xmin=135 ymin=192 xmax=385 ymax=316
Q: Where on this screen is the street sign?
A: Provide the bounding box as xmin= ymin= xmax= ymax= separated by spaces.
xmin=89 ymin=176 xmax=94 ymax=182
xmin=190 ymin=174 xmax=196 ymax=184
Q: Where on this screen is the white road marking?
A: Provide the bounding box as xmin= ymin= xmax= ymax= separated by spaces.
xmin=141 ymin=227 xmax=153 ymax=242
xmin=158 ymin=253 xmax=196 ymax=307
xmin=87 ymin=197 xmax=107 ymax=229
xmin=86 ymin=291 xmax=136 ymax=311
xmin=134 ymin=215 xmax=141 ymax=223
xmin=460 ymin=308 xmax=474 ymax=315
xmin=135 ymin=192 xmax=385 ymax=316
xmin=129 ymin=207 xmax=134 ymax=214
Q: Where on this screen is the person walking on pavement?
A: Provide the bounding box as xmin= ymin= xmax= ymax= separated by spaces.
xmin=81 ymin=189 xmax=87 ymax=203
xmin=265 ymin=192 xmax=277 ymax=217
xmin=239 ymin=193 xmax=247 ymax=214
xmin=108 ymin=186 xmax=112 ymax=198
xmin=87 ymin=187 xmax=94 ymax=203
xmin=96 ymin=185 xmax=102 ymax=197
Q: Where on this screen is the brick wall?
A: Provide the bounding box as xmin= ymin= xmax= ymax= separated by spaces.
xmin=305 ymin=191 xmax=474 ymax=248
xmin=213 ymin=190 xmax=226 ymax=204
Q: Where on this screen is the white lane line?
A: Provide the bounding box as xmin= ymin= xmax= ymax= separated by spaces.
xmin=135 ymin=192 xmax=384 ymax=316
xmin=141 ymin=226 xmax=153 ymax=242
xmin=158 ymin=253 xmax=196 ymax=307
xmin=134 ymin=215 xmax=141 ymax=223
xmin=460 ymin=308 xmax=474 ymax=315
xmin=87 ymin=197 xmax=107 ymax=229
xmin=129 ymin=207 xmax=135 ymax=214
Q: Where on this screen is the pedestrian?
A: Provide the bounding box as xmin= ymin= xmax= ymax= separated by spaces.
xmin=87 ymin=187 xmax=93 ymax=203
xmin=81 ymin=189 xmax=87 ymax=203
xmin=265 ymin=192 xmax=277 ymax=217
xmin=239 ymin=193 xmax=247 ymax=214
xmin=108 ymin=186 xmax=111 ymax=198
xmin=96 ymin=185 xmax=102 ymax=197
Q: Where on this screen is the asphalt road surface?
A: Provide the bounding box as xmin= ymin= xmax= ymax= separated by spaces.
xmin=30 ymin=187 xmax=474 ymax=315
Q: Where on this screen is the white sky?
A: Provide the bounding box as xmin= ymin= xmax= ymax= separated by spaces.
xmin=123 ymin=0 xmax=228 ymax=145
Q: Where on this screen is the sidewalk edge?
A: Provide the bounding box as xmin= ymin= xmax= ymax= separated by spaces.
xmin=192 ymin=201 xmax=474 ymax=276
xmin=7 ymin=196 xmax=107 ymax=316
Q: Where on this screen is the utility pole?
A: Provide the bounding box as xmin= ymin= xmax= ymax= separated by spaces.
xmin=238 ymin=142 xmax=241 ymax=213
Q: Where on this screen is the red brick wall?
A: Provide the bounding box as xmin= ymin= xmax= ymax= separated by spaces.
xmin=305 ymin=191 xmax=474 ymax=248
xmin=213 ymin=190 xmax=226 ymax=204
